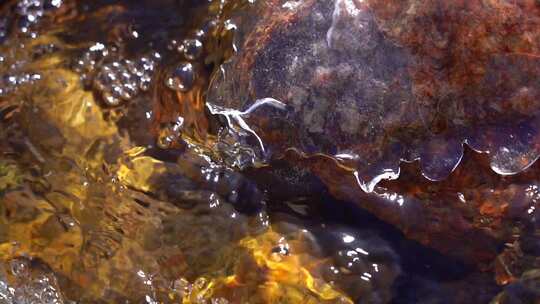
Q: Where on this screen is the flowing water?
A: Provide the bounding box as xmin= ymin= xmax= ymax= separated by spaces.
xmin=0 ymin=0 xmax=535 ymax=303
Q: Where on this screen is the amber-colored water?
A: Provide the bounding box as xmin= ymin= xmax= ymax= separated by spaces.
xmin=0 ymin=0 xmax=532 ymax=303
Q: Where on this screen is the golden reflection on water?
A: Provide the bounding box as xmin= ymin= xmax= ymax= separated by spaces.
xmin=0 ymin=1 xmax=357 ymax=302
xmin=0 ymin=51 xmax=352 ymax=303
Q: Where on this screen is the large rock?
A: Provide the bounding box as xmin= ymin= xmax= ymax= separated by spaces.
xmin=204 ymin=0 xmax=540 ymax=264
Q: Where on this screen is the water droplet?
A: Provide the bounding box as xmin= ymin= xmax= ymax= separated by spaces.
xmin=166 ymin=62 xmax=194 ymax=92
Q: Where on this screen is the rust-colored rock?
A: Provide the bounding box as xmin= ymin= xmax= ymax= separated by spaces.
xmin=203 ymin=0 xmax=540 ymax=264
xmin=298 ymin=147 xmax=539 ymax=265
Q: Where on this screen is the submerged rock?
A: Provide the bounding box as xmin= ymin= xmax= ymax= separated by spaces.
xmin=203 ymin=0 xmax=540 ymax=264
xmin=209 ymin=0 xmax=540 ymax=185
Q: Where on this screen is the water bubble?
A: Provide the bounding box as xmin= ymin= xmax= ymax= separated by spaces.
xmin=166 ymin=62 xmax=194 ymax=92
xmin=5 ymin=75 xmax=18 ymax=86
xmin=123 ymin=82 xmax=138 ymax=97
xmin=73 ymin=43 xmax=113 ymax=84
xmin=40 ymin=287 xmax=59 ymax=303
xmin=14 ymin=0 xmax=55 ymax=37
xmin=113 ymin=85 xmax=131 ymax=101
xmin=0 ymin=71 xmax=41 ymax=96
xmin=102 ymin=91 xmax=122 ymax=106
xmin=10 ymin=259 xmax=29 ymax=277
xmin=140 ymin=57 xmax=155 ymax=72
xmin=156 ymin=118 xmax=184 ymax=149
xmin=118 ymin=69 xmax=133 ymax=83
xmin=167 ymin=39 xmax=180 ymax=51
xmin=32 ymin=43 xmax=57 ymax=58
xmin=139 ymin=75 xmax=151 ymax=91
xmin=151 ymin=52 xmax=161 ymax=61
xmin=173 ymin=278 xmax=191 ymax=298
xmin=17 ymin=0 xmax=43 ymax=17
xmin=125 ymin=60 xmax=142 ymax=76
xmin=181 ymin=39 xmax=203 ymax=60
xmin=199 ymin=20 xmax=219 ymax=39
xmin=192 ymin=277 xmax=208 ymax=291
xmin=0 ymin=260 xmax=63 ymax=303
xmin=192 ymin=29 xmax=206 ymax=40
xmin=92 ymin=55 xmax=157 ymax=106
xmin=43 ymin=0 xmax=63 ymax=10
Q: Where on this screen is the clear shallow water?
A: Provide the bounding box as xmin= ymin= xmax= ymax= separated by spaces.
xmin=0 ymin=0 xmax=537 ymax=303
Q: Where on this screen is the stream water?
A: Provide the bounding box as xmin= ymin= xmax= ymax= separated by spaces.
xmin=0 ymin=0 xmax=536 ymax=303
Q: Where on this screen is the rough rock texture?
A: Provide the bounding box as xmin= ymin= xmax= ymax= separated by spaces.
xmin=300 ymin=148 xmax=540 ymax=265
xmin=208 ymin=0 xmax=540 ymax=184
xmin=205 ymin=0 xmax=540 ymax=264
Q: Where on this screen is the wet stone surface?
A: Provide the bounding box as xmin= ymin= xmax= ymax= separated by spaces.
xmin=203 ymin=0 xmax=540 ymax=269
xmin=209 ymin=0 xmax=540 ymax=183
